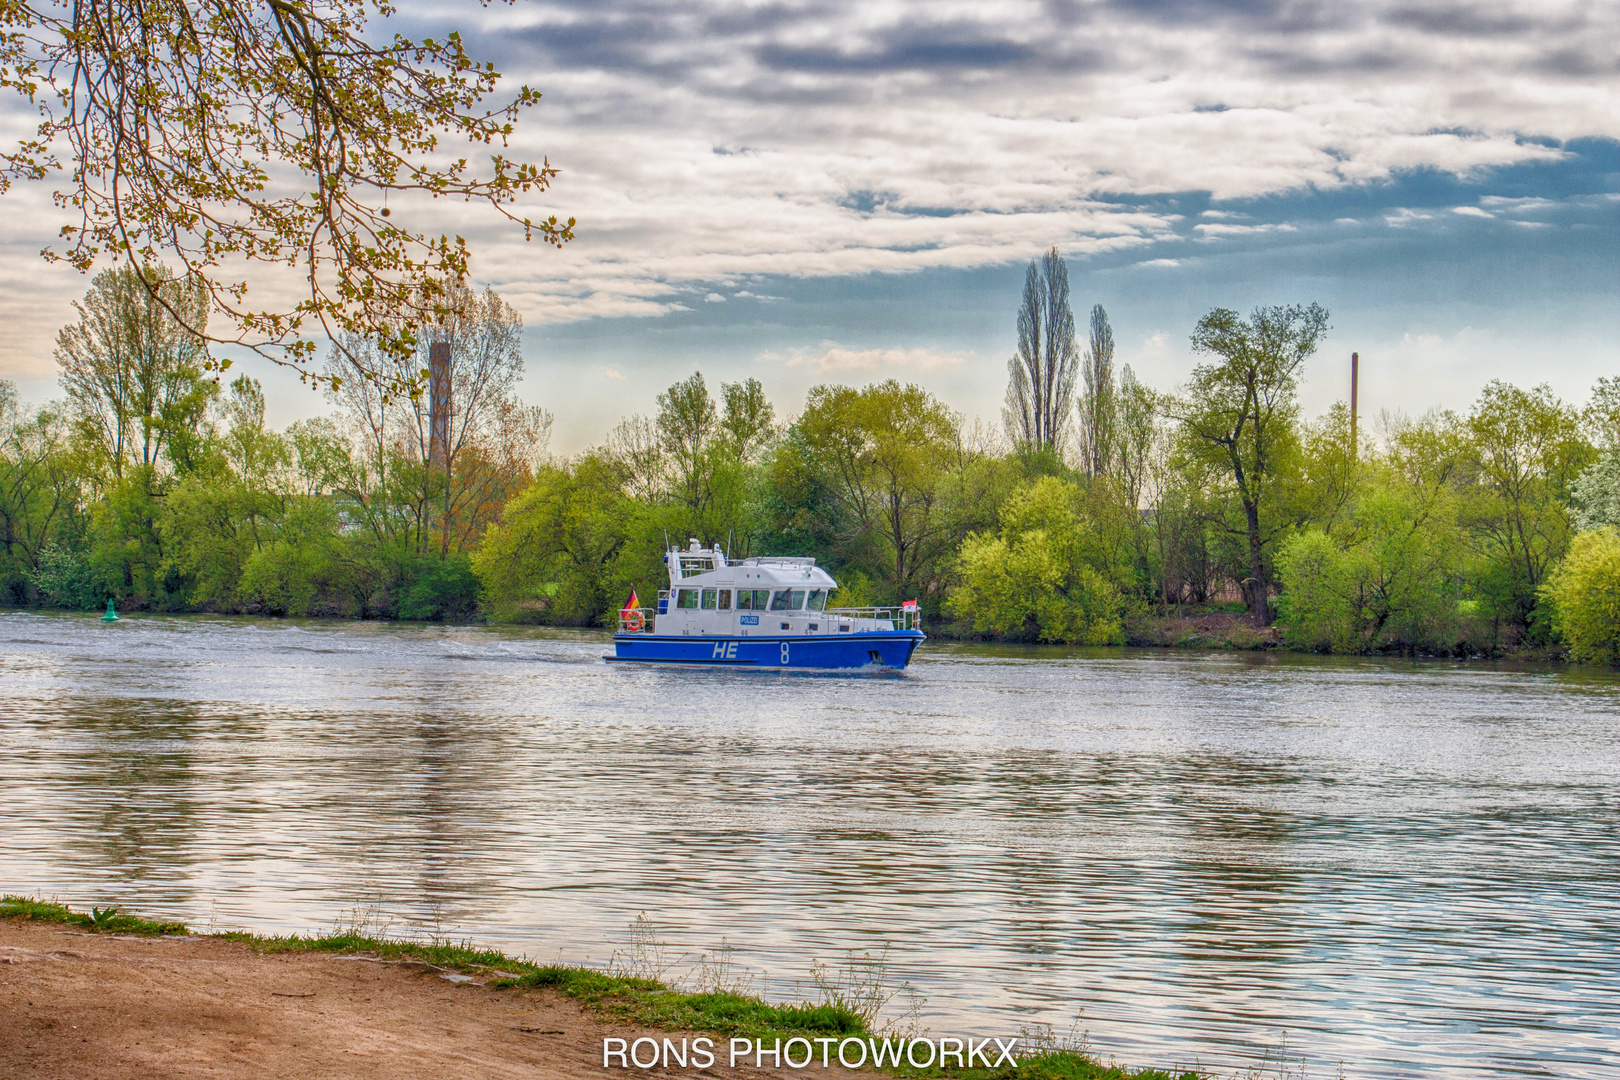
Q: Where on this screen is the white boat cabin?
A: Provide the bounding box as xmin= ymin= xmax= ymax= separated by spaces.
xmin=643 ymin=539 xmax=902 ymax=637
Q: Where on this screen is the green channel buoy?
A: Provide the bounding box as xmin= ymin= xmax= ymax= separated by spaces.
xmin=101 ymin=599 xmax=119 ymax=623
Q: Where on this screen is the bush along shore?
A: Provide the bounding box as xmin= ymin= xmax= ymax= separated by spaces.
xmin=5 ymin=266 xmax=1620 ymax=664
xmin=1 ymin=896 xmax=1219 ymax=1079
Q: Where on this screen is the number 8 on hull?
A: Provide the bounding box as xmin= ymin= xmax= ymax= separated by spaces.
xmin=608 ymin=539 xmax=925 ymax=670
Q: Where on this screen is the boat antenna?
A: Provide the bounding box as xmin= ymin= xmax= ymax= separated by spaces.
xmin=727 ymin=528 xmax=733 ymax=559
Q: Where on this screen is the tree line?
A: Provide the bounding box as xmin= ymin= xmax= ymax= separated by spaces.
xmin=5 ymin=257 xmax=1620 ymax=662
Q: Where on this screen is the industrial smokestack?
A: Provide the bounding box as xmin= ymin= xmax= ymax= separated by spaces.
xmin=429 ymin=340 xmax=451 ymax=472
xmin=1350 ymin=351 xmax=1359 ymax=458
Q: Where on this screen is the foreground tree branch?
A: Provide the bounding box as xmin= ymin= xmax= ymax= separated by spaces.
xmin=1 ymin=0 xmax=573 ymax=391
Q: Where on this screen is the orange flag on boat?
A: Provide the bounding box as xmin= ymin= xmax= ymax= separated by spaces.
xmin=621 ymin=589 xmax=640 ymax=617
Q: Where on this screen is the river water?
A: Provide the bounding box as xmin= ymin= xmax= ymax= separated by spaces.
xmin=2 ymin=611 xmax=1617 ymax=1077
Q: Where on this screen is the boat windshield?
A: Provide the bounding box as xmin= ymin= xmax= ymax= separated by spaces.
xmin=806 ymin=589 xmax=827 ymax=612
xmin=676 ymin=589 xmax=699 ymax=609
xmin=770 ymin=589 xmax=807 ymax=611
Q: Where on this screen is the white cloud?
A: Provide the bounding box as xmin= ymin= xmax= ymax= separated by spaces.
xmin=704 ymin=292 xmax=726 ymax=302
xmin=1453 ymin=206 xmax=1493 ymax=218
xmin=1480 ymin=195 xmax=1558 ymax=212
xmin=1136 ymin=258 xmax=1180 ymax=268
xmin=1191 ymin=222 xmax=1297 ymax=239
xmin=602 ymin=368 xmax=626 ymax=381
xmin=2 ymin=0 xmax=1616 ymax=380
xmin=764 ymin=341 xmax=970 ymax=374
xmin=1384 ymin=208 xmax=1434 ymax=227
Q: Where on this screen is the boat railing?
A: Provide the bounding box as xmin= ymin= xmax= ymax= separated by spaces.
xmin=827 ymin=606 xmax=922 ymax=631
xmin=618 ymin=604 xmax=921 ymax=633
xmin=617 ymin=607 xmax=656 ymax=633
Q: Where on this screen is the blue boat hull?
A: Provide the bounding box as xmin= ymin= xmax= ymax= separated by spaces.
xmin=608 ymin=630 xmax=924 ymax=669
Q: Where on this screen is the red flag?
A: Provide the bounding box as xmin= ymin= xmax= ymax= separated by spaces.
xmin=902 ymin=599 xmax=918 ymax=612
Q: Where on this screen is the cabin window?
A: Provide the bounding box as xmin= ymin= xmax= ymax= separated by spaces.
xmin=739 ymin=589 xmax=770 ymax=610
xmin=701 ymin=589 xmax=718 ymax=609
xmin=718 ymin=589 xmax=732 ymax=610
xmin=807 ymin=589 xmax=827 ymax=612
xmin=771 ymin=589 xmax=806 ymax=610
xmin=677 ymin=589 xmax=700 ymax=609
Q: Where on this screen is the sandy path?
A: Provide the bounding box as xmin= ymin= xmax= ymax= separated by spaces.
xmin=0 ymin=920 xmax=847 ymax=1079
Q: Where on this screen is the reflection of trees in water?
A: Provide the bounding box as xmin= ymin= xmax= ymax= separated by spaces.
xmin=41 ymin=694 xmax=535 ymax=931
xmin=48 ymin=699 xmax=216 ymax=886
xmin=303 ymin=705 xmax=529 ymax=933
xmin=941 ymin=749 xmax=1310 ymax=988
xmin=1126 ymin=752 xmax=1309 ymax=992
xmin=402 ymin=711 xmax=514 ymax=927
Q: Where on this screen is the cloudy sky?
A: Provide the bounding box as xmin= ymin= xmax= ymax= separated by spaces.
xmin=3 ymin=0 xmax=1616 ymax=451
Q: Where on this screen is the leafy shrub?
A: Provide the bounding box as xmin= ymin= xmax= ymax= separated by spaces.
xmin=1275 ymin=484 xmax=1459 ymax=653
xmin=1571 ymin=453 xmax=1620 ymax=530
xmin=1541 ymin=528 xmax=1620 ymax=664
xmin=471 ymin=456 xmax=632 ymax=624
xmin=32 ymin=542 xmax=115 ymax=610
xmin=397 ymin=556 xmax=482 ymax=621
xmin=946 ymin=477 xmax=1125 ymax=644
xmin=240 ymin=544 xmax=327 ymax=616
xmin=1273 ymin=530 xmax=1355 ymax=651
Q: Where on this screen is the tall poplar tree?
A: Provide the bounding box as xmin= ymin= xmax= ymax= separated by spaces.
xmin=1076 ymin=304 xmax=1116 ymax=479
xmin=1003 ymin=248 xmax=1078 ymax=457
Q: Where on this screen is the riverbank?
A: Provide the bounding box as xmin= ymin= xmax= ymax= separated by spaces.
xmin=944 ymin=605 xmax=1567 ymax=660
xmin=1 ymin=899 xmax=1203 ymax=1080
xmin=9 ymin=602 xmax=1581 ymax=663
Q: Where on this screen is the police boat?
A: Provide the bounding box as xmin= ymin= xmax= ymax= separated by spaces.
xmin=608 ymin=539 xmax=925 ymax=669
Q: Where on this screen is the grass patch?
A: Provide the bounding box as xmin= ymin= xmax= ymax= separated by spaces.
xmin=4 ymin=896 xmax=1220 ymax=1078
xmin=490 ymin=965 xmax=867 ymax=1041
xmin=1005 ymin=1051 xmax=1200 ymax=1080
xmin=1 ymin=895 xmax=186 ymax=936
xmin=242 ymin=929 xmax=537 ymax=976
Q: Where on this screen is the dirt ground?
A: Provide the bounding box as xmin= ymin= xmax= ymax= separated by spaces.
xmin=0 ymin=920 xmax=846 ymax=1080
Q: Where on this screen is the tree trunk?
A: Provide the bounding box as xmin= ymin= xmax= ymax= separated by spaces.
xmin=1245 ymin=499 xmax=1269 ymax=626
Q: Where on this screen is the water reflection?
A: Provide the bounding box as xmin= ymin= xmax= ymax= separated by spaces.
xmin=44 ymin=700 xmax=206 ymax=884
xmin=2 ymin=611 xmax=1618 ymax=1078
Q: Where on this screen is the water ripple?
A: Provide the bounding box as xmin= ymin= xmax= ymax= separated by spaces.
xmin=1 ymin=612 xmax=1617 ymax=1078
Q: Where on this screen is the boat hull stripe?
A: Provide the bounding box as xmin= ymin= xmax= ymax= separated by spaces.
xmin=608 ymin=630 xmax=924 ymax=669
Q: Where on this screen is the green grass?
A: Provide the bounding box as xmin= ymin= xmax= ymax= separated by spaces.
xmin=490 ymin=965 xmax=868 ymax=1041
xmin=1007 ymin=1051 xmax=1201 ymax=1080
xmin=239 ymin=928 xmax=538 ymax=975
xmin=3 ymin=895 xmax=1212 ymax=1079
xmin=1 ymin=896 xmax=186 ymax=936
